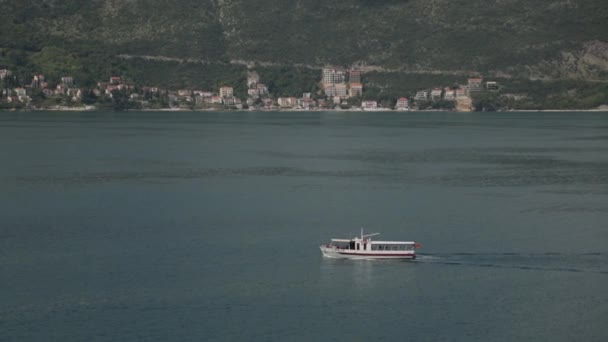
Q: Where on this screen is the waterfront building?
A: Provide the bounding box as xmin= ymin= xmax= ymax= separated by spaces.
xmin=349 ymin=83 xmax=363 ymax=97
xmin=396 ymin=97 xmax=409 ymax=110
xmin=444 ymin=88 xmax=456 ymax=100
xmin=263 ymin=98 xmax=274 ymax=108
xmin=224 ymin=97 xmax=237 ymax=106
xmin=278 ymin=97 xmax=297 ymax=108
xmin=362 ymin=101 xmax=378 ymax=110
xmin=67 ymin=88 xmax=82 ymax=101
xmin=298 ymin=97 xmax=315 ymax=109
xmin=430 ymin=88 xmax=443 ymax=100
xmin=219 ymin=86 xmax=234 ymax=98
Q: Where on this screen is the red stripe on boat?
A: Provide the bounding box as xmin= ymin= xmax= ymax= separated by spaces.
xmin=337 ymin=252 xmax=415 ymax=257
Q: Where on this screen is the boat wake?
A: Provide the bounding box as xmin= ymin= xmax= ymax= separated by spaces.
xmin=414 ymin=252 xmax=608 ymax=275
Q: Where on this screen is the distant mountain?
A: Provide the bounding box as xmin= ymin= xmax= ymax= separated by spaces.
xmin=1 ymin=0 xmax=607 ymax=81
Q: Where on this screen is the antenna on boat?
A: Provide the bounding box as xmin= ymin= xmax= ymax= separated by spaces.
xmin=360 ymin=227 xmax=380 ymax=240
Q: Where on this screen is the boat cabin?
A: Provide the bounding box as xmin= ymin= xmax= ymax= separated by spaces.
xmin=330 ymin=238 xmax=416 ymax=252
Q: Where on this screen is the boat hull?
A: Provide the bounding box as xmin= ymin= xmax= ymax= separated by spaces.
xmin=320 ymin=245 xmax=415 ymax=260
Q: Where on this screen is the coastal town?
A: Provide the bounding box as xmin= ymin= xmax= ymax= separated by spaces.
xmin=0 ymin=67 xmax=498 ymax=111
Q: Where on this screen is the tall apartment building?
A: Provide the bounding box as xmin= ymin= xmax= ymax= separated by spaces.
xmin=323 ymin=68 xmax=335 ymax=85
xmin=349 ymin=70 xmax=362 ymax=84
xmin=322 ymin=68 xmax=346 ymax=85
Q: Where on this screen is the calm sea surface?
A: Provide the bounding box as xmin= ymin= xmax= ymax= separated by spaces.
xmin=1 ymin=111 xmax=607 ymax=341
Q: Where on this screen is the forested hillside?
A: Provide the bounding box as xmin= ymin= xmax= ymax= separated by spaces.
xmin=1 ymin=0 xmax=607 ymax=106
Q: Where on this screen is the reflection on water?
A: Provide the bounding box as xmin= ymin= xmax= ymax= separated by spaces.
xmin=319 ymin=257 xmax=418 ymax=290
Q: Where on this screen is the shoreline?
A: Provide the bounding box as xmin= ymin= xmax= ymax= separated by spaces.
xmin=1 ymin=107 xmax=608 ymax=113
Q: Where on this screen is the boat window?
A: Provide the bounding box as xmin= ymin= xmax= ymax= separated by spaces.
xmin=334 ymin=242 xmax=349 ymax=249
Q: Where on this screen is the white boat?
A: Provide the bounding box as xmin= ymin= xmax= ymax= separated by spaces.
xmin=320 ymin=229 xmax=421 ymax=260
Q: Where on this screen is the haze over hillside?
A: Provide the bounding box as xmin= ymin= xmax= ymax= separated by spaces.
xmin=1 ymin=0 xmax=608 ymax=80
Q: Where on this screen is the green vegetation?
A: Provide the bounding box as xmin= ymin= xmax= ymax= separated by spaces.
xmin=1 ymin=0 xmax=607 ymax=110
xmin=2 ymin=1 xmax=608 ymax=74
xmin=471 ymin=79 xmax=608 ymax=111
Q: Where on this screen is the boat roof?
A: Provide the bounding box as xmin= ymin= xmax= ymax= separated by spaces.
xmin=370 ymin=241 xmax=416 ymax=244
xmin=331 ymin=238 xmax=415 ymax=244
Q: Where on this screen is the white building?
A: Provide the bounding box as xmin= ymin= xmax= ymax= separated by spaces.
xmin=362 ymin=101 xmax=378 ymax=110
xmin=444 ymin=88 xmax=456 ymax=101
xmin=323 ymin=68 xmax=335 ymax=84
xmin=468 ymin=78 xmax=484 ymax=94
xmin=395 ymin=97 xmax=409 ymax=110
xmin=219 ymin=86 xmax=234 ymax=98
xmin=486 ymin=81 xmax=498 ymax=91
xmin=414 ymin=90 xmax=428 ymax=101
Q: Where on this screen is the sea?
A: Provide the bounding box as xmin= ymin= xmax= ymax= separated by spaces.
xmin=1 ymin=111 xmax=607 ymax=341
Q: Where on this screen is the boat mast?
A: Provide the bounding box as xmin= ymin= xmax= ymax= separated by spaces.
xmin=360 ymin=227 xmax=380 ymax=240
